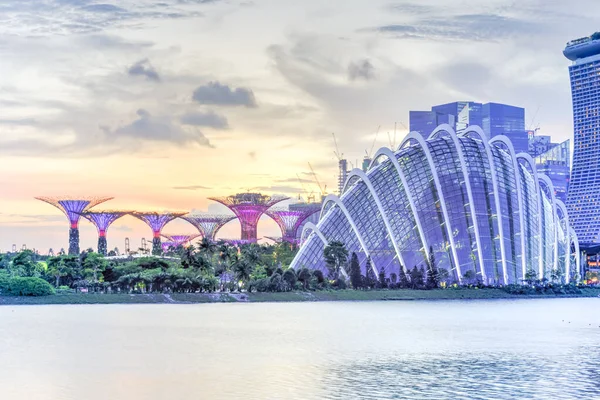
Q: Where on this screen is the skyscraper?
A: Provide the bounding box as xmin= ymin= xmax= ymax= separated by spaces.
xmin=409 ymin=101 xmax=526 ymax=151
xmin=564 ymin=32 xmax=600 ymax=245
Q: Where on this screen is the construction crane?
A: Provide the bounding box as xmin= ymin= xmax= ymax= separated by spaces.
xmin=296 ymin=173 xmax=315 ymax=203
xmin=308 ymin=162 xmax=327 ymax=201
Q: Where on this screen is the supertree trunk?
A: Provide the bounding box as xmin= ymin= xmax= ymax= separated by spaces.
xmin=98 ymin=236 xmax=108 ymax=256
xmin=69 ymin=227 xmax=80 ymax=255
xmin=152 ymin=237 xmax=162 ymax=255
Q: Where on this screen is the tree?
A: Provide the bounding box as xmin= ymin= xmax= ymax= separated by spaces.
xmin=524 ymin=268 xmax=538 ymax=285
xmin=349 ymin=252 xmax=362 ymax=289
xmin=297 ymin=268 xmax=312 ymax=290
xmin=419 ymin=267 xmax=426 ymax=288
xmin=463 ymin=270 xmax=476 ymax=285
xmin=83 ymin=253 xmax=107 ymax=283
xmin=378 ymin=268 xmax=387 ymax=289
xmin=47 ymin=256 xmax=72 ymax=288
xmin=437 ymin=268 xmax=450 ymax=286
xmin=410 ymin=266 xmax=422 ymax=289
xmin=233 ymin=258 xmax=254 ymax=291
xmin=426 ymin=246 xmax=439 ymax=289
xmin=364 ymin=257 xmax=376 ymax=289
xmin=282 ymin=269 xmax=297 ymax=290
xmin=323 ymin=241 xmax=349 ymax=280
xmin=11 ymin=250 xmax=42 ymax=277
xmin=390 ymin=273 xmax=398 ymax=288
xmin=398 ymin=267 xmax=409 ymax=289
xmin=550 ymin=268 xmax=563 ymax=283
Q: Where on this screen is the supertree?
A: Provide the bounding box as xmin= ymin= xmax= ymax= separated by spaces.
xmin=209 ymin=193 xmax=289 ymax=241
xmin=131 ymin=211 xmax=187 ymax=255
xmin=161 ymin=233 xmax=201 ymax=248
xmin=266 ymin=206 xmax=321 ymax=244
xmin=80 ymin=210 xmax=130 ymax=256
xmin=35 ymin=196 xmax=113 ymax=255
xmin=181 ymin=214 xmax=236 ymax=241
xmin=220 ymin=238 xmax=257 ymax=247
xmin=161 ymin=241 xmax=176 ymax=253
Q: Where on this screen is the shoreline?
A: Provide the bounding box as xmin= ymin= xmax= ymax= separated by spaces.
xmin=1 ymin=287 xmax=599 ymax=305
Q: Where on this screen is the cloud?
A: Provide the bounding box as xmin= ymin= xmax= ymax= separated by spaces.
xmin=112 ymin=109 xmax=214 ymax=147
xmin=180 ymin=110 xmax=229 ymax=129
xmin=348 ymin=59 xmax=376 ymax=81
xmin=127 ymin=59 xmax=160 ymax=82
xmin=172 ymin=185 xmax=212 ymax=190
xmin=370 ymin=12 xmax=541 ymax=41
xmin=192 ymin=81 xmax=257 ymax=107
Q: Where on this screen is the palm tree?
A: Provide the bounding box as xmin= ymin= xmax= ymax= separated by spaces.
xmin=233 ymin=258 xmax=254 ymax=290
xmin=198 ymin=238 xmax=217 ymax=255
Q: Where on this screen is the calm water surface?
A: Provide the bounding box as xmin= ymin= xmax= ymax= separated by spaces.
xmin=0 ymin=299 xmax=599 ymax=399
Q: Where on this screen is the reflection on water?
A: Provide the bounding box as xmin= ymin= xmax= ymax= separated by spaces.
xmin=0 ymin=299 xmax=599 ymax=400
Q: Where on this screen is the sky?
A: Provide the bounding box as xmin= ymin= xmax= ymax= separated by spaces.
xmin=1 ymin=0 xmax=599 ymax=253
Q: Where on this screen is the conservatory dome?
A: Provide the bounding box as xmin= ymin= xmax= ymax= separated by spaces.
xmin=291 ymin=125 xmax=580 ymax=285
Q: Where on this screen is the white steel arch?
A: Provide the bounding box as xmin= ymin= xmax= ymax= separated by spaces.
xmin=516 ymin=152 xmax=545 ymax=279
xmin=490 ymin=136 xmax=528 ymax=281
xmin=555 ymin=200 xmax=571 ymax=283
xmin=320 ymin=194 xmax=379 ymax=276
xmin=370 ymin=147 xmax=431 ymax=266
xmin=343 ymin=169 xmax=408 ymax=272
xmin=300 ymin=222 xmax=328 ymax=246
xmin=399 ymin=132 xmax=462 ymax=283
xmin=430 ymin=125 xmax=487 ymax=282
xmin=461 ymin=126 xmax=508 ymax=284
xmin=538 ymin=174 xmax=560 ymax=275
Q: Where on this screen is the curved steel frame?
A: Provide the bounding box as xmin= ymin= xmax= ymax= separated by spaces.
xmin=490 ymin=136 xmax=528 ymax=280
xmin=400 ymin=132 xmax=462 ymax=282
xmin=555 ymin=200 xmax=571 ymax=283
xmin=430 ymin=125 xmax=487 ymax=281
xmin=370 ymin=147 xmax=430 ymax=266
xmin=538 ymin=174 xmax=560 ymax=275
xmin=343 ymin=168 xmax=408 ymax=272
xmin=569 ymin=227 xmax=581 ymax=281
xmin=300 ymin=222 xmax=328 ymax=246
xmin=320 ymin=194 xmax=379 ymax=276
xmin=516 ymin=152 xmax=545 ymax=278
xmin=461 ymin=126 xmax=508 ymax=284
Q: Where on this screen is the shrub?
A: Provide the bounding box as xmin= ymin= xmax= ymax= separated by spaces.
xmin=5 ymin=277 xmax=55 ymax=296
xmin=0 ymin=270 xmax=10 ymax=292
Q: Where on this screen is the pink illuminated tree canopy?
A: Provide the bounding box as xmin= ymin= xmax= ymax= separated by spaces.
xmin=266 ymin=206 xmax=321 ymax=243
xmin=131 ymin=211 xmax=187 ymax=237
xmin=35 ymin=196 xmax=113 ymax=229
xmin=161 ymin=233 xmax=201 ymax=247
xmin=209 ymin=193 xmax=289 ymax=241
xmin=182 ymin=214 xmax=236 ymax=241
xmin=81 ymin=210 xmax=130 ymax=237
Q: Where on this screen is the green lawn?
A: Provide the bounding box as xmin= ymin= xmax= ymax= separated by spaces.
xmin=1 ymin=287 xmax=598 ymax=305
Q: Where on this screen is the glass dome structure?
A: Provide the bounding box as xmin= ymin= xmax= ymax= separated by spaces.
xmin=291 ymin=125 xmax=580 ymax=285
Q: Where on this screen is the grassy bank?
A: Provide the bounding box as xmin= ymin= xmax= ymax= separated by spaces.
xmin=1 ymin=287 xmax=599 ymax=305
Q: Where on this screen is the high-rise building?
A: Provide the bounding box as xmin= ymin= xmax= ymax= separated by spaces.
xmin=534 ymin=139 xmax=570 ymax=203
xmin=482 ymin=103 xmax=528 ymax=153
xmin=564 ymin=32 xmax=600 ymax=245
xmin=409 ymin=102 xmax=526 ymax=151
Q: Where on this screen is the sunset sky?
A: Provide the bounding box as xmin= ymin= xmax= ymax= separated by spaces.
xmin=1 ymin=0 xmax=599 ymax=253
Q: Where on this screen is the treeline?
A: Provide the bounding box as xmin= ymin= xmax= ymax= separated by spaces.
xmin=0 ymin=239 xmax=299 ymax=296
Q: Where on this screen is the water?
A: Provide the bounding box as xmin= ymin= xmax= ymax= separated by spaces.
xmin=0 ymin=299 xmax=599 ymax=399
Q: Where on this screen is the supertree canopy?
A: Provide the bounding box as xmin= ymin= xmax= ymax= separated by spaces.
xmin=81 ymin=210 xmax=130 ymax=256
xmin=266 ymin=206 xmax=321 ymax=244
xmin=35 ymin=196 xmax=113 ymax=255
xmin=132 ymin=211 xmax=187 ymax=255
xmin=181 ymin=214 xmax=236 ymax=241
xmin=161 ymin=241 xmax=176 ymax=253
xmin=209 ymin=193 xmax=289 ymax=241
xmin=161 ymin=233 xmax=201 ymax=248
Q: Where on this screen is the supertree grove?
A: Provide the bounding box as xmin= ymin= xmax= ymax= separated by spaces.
xmin=80 ymin=210 xmax=130 ymax=255
xmin=131 ymin=211 xmax=187 ymax=255
xmin=35 ymin=196 xmax=113 ymax=255
xmin=181 ymin=214 xmax=236 ymax=241
xmin=266 ymin=206 xmax=321 ymax=244
xmin=161 ymin=233 xmax=201 ymax=248
xmin=209 ymin=193 xmax=289 ymax=241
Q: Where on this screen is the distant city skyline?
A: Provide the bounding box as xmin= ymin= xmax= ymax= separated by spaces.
xmin=2 ymin=0 xmax=600 ymax=251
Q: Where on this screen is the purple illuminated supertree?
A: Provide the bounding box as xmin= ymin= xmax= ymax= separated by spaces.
xmin=181 ymin=214 xmax=236 ymax=241
xmin=266 ymin=206 xmax=321 ymax=244
xmin=220 ymin=238 xmax=258 ymax=247
xmin=132 ymin=211 xmax=187 ymax=255
xmin=35 ymin=196 xmax=113 ymax=255
xmin=161 ymin=233 xmax=201 ymax=248
xmin=80 ymin=210 xmax=130 ymax=255
xmin=209 ymin=193 xmax=289 ymax=241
